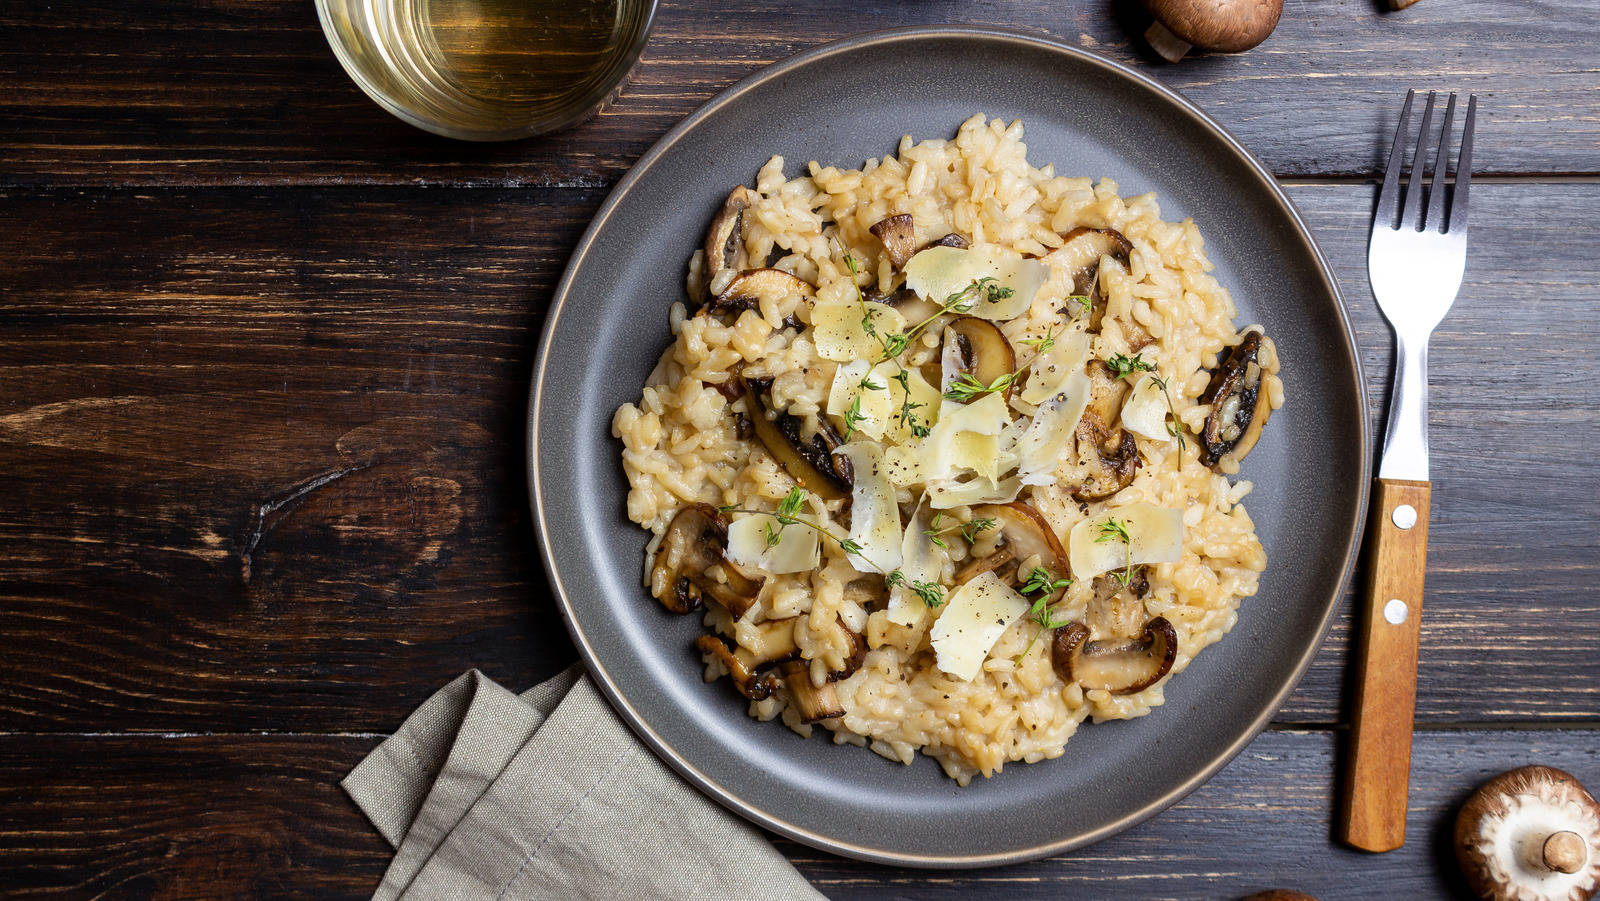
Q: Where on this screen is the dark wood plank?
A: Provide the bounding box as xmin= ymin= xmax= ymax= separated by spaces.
xmin=2 ymin=729 xmax=1596 ymax=898
xmin=3 ymin=0 xmax=1597 ymax=186
xmin=1 ymin=183 xmax=1596 ymax=732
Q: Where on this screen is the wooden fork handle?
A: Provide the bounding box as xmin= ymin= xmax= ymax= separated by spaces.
xmin=1339 ymin=478 xmax=1432 ymax=852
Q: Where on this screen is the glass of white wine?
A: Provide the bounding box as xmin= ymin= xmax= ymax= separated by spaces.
xmin=317 ymin=0 xmax=657 ymax=141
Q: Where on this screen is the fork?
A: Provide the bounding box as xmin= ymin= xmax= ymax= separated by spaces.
xmin=1339 ymin=90 xmax=1476 ymax=853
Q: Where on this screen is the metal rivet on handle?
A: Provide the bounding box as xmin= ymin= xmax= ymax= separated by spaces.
xmin=1392 ymin=504 xmax=1418 ymax=529
xmin=1384 ymin=599 xmax=1409 ymax=625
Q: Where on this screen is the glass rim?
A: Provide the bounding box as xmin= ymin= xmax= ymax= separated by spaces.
xmin=314 ymin=0 xmax=660 ymax=142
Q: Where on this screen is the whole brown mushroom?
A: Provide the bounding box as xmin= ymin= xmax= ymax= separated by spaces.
xmin=1455 ymin=765 xmax=1600 ymax=901
xmin=1140 ymin=0 xmax=1284 ymax=63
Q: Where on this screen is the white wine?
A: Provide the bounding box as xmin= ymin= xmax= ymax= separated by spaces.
xmin=318 ymin=0 xmax=654 ymax=140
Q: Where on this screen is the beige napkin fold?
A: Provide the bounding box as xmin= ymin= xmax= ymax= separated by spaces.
xmin=343 ymin=666 xmax=827 ymax=901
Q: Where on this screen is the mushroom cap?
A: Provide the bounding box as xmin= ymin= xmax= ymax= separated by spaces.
xmin=1143 ymin=0 xmax=1284 ymax=53
xmin=1455 ymin=765 xmax=1600 ymax=901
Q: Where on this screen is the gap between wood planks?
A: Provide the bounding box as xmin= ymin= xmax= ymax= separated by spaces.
xmin=1 ymin=721 xmax=1595 ymax=739
xmin=3 ymin=174 xmax=1599 ymax=193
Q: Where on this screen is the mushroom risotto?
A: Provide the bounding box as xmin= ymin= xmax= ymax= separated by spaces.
xmin=612 ymin=115 xmax=1283 ymax=784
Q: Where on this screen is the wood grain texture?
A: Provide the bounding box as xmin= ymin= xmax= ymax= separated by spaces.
xmin=1 ymin=729 xmax=1596 ymax=899
xmin=1341 ymin=478 xmax=1432 ymax=852
xmin=3 ymin=0 xmax=1598 ymax=187
xmin=1 ymin=183 xmax=1597 ymax=732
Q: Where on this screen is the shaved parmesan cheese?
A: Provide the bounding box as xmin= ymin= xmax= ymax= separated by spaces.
xmin=1067 ymin=502 xmax=1185 ymax=580
xmin=937 ymin=391 xmax=1010 ymax=435
xmin=1016 ymin=370 xmax=1092 ymax=486
xmin=826 ymin=360 xmax=893 ymax=439
xmin=904 ymin=244 xmax=1049 ymax=321
xmin=917 ymin=391 xmax=1010 ymax=486
xmin=925 ymin=475 xmax=1022 ymax=509
xmin=929 ymin=571 xmax=1030 ymax=681
xmin=888 ymin=501 xmax=941 ymax=626
xmin=832 ymin=442 xmax=903 ymax=574
xmin=811 ymin=299 xmax=904 ymax=362
xmin=1120 ymin=373 xmax=1174 ymax=443
xmin=882 ymin=438 xmax=927 ymax=487
xmin=727 ymin=514 xmax=820 ymax=574
xmin=878 ymin=362 xmax=941 ymax=445
xmin=1020 ymin=330 xmax=1092 ymax=404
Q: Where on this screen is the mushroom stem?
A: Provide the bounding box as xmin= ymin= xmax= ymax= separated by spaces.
xmin=1144 ymin=20 xmax=1193 ymax=62
xmin=1542 ymin=830 xmax=1587 ymax=874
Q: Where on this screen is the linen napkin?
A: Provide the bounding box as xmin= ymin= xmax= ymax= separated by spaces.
xmin=343 ymin=665 xmax=828 ymax=901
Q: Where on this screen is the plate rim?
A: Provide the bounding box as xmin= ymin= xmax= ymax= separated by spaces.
xmin=528 ymin=24 xmax=1370 ymax=868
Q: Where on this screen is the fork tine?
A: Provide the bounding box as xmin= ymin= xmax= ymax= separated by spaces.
xmin=1449 ymin=95 xmax=1477 ymax=235
xmin=1423 ymin=93 xmax=1457 ymax=233
xmin=1399 ymin=91 xmax=1437 ymax=231
xmin=1375 ymin=90 xmax=1415 ymax=231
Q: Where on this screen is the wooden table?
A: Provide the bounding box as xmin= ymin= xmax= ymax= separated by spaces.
xmin=3 ymin=2 xmax=1597 ymax=897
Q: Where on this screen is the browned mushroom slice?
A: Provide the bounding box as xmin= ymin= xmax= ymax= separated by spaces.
xmin=1198 ymin=330 xmax=1273 ymax=470
xmin=869 ymin=214 xmax=918 ymax=269
xmin=1071 ymin=361 xmax=1141 ymax=502
xmin=649 ymin=504 xmax=763 ymax=618
xmin=734 ymin=616 xmax=801 ymax=670
xmin=696 ymin=634 xmax=778 ymax=701
xmin=698 ymin=185 xmax=755 ymax=303
xmin=1072 ymin=416 xmax=1140 ymax=502
xmin=927 ymin=233 xmax=969 ymax=250
xmin=955 ymin=502 xmax=1072 ymax=603
xmin=740 ymin=377 xmax=853 ymax=501
xmin=1087 ymin=566 xmax=1151 ymax=637
xmin=1051 ymin=617 xmax=1177 ymax=693
xmin=827 ymin=614 xmax=868 ymax=682
xmin=706 ymin=267 xmax=815 ymax=323
xmin=780 ymin=659 xmax=845 ymax=722
xmin=1050 ymin=227 xmax=1133 ymax=332
xmin=944 ymin=316 xmax=1017 ymax=400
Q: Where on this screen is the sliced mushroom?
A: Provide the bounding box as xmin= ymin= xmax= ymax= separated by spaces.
xmin=650 ymin=504 xmax=763 ymax=618
xmin=706 ymin=268 xmax=814 ymax=323
xmin=697 ymin=634 xmax=778 ymax=700
xmin=780 ymin=659 xmax=845 ymax=722
xmin=697 ymin=185 xmax=755 ymax=303
xmin=1198 ymin=330 xmax=1273 ymax=470
xmin=740 ymin=377 xmax=853 ymax=501
xmin=1072 ymin=361 xmax=1141 ymax=502
xmin=927 ymin=233 xmax=969 ymax=250
xmin=842 ymin=574 xmax=889 ymax=608
xmin=869 ymin=214 xmax=918 ymax=269
xmin=823 ymin=614 xmax=869 ymax=682
xmin=1088 ymin=566 xmax=1151 ymax=638
xmin=943 ymin=316 xmax=1017 ymax=399
xmin=1048 ymin=227 xmax=1133 ymax=332
xmin=734 ymin=616 xmax=801 ymax=670
xmin=955 ymin=502 xmax=1072 ymax=604
xmin=1051 ymin=616 xmax=1177 ymax=693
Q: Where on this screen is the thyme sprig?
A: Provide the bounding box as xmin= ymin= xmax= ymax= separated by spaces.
xmin=942 ymin=371 xmax=1016 ymax=403
xmin=720 ymin=487 xmax=867 ymax=558
xmin=887 ymin=570 xmax=945 ymax=608
xmin=1146 ymin=374 xmax=1188 ymax=453
xmin=1106 ymin=352 xmax=1156 ymax=379
xmin=723 ymin=487 xmax=939 ymax=600
xmin=1015 ymin=567 xmax=1075 ymax=661
xmin=922 ymin=513 xmax=999 ymax=549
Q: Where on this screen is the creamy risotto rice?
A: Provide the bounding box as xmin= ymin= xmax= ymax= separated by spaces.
xmin=612 ymin=115 xmax=1283 ymax=783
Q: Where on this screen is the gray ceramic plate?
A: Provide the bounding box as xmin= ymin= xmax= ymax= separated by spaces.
xmin=529 ymin=26 xmax=1368 ymax=867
